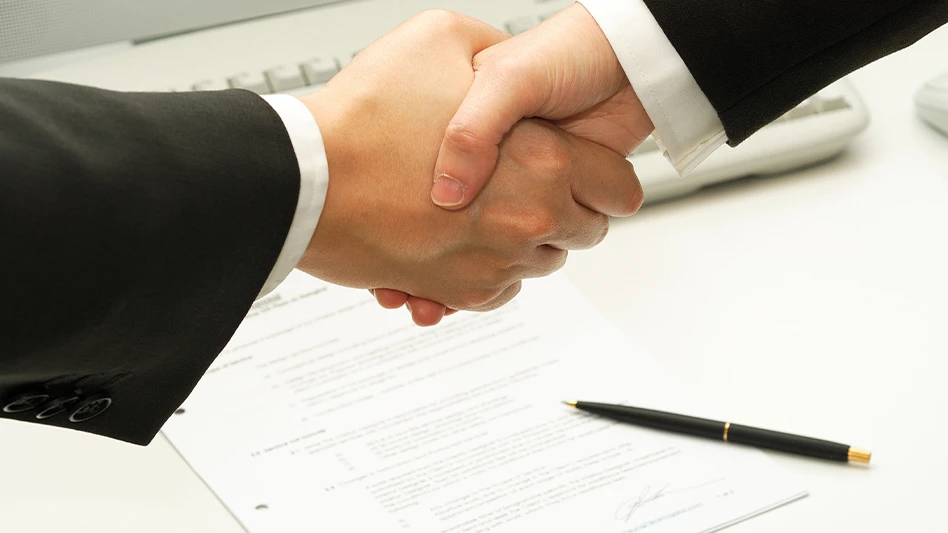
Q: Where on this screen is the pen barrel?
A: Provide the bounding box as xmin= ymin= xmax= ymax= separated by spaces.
xmin=578 ymin=403 xmax=725 ymax=439
xmin=727 ymin=424 xmax=851 ymax=461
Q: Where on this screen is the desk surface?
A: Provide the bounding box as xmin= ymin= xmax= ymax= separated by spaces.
xmin=3 ymin=26 xmax=948 ymax=533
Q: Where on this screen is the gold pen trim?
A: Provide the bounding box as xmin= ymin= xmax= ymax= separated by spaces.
xmin=723 ymin=421 xmax=730 ymax=442
xmin=847 ymin=447 xmax=871 ymax=463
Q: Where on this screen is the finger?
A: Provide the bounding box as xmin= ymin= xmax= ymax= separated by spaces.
xmin=468 ymin=281 xmax=523 ymax=313
xmin=406 ymin=296 xmax=448 ymax=327
xmin=566 ymin=136 xmax=644 ymax=218
xmin=373 ymin=288 xmax=409 ymax=309
xmin=521 ymin=246 xmax=570 ymax=278
xmin=432 ymin=3 xmax=627 ymax=211
xmin=444 ymin=308 xmax=458 ymax=316
xmin=492 ymin=121 xmax=611 ymax=251
xmin=542 ymin=200 xmax=611 ymax=251
xmin=432 ymin=53 xmax=548 ymax=210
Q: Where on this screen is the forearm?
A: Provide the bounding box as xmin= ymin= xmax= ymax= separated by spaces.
xmin=586 ymin=0 xmax=948 ymax=154
xmin=0 ymin=78 xmax=300 ymax=443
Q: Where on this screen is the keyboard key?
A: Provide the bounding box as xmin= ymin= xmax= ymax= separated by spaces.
xmin=228 ymin=71 xmax=270 ymax=94
xmin=191 ymin=79 xmax=228 ymax=91
xmin=783 ymin=98 xmax=819 ymax=120
xmin=930 ymin=73 xmax=948 ymax=90
xmin=265 ymin=64 xmax=307 ymax=92
xmin=505 ymin=16 xmax=539 ymax=35
xmin=277 ymin=86 xmax=320 ymax=98
xmin=301 ymin=57 xmax=340 ymax=85
xmin=811 ymin=84 xmax=850 ymax=111
xmin=817 ymin=95 xmax=850 ymax=113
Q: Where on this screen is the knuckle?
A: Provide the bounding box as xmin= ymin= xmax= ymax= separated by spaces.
xmin=531 ymin=248 xmax=568 ymax=277
xmin=592 ymin=216 xmax=611 ymax=247
xmin=445 ymin=122 xmax=490 ymax=155
xmin=528 ymin=135 xmax=572 ymax=177
xmin=441 ymin=10 xmax=469 ymax=30
xmin=476 ymin=282 xmax=522 ymax=312
xmin=497 ymin=281 xmax=523 ymax=308
xmin=544 ymin=147 xmax=572 ymax=176
xmin=478 ymin=262 xmax=516 ymax=289
xmin=514 ymin=209 xmax=558 ymax=241
xmin=415 ymin=9 xmax=452 ymax=24
xmin=551 ymin=249 xmax=569 ymax=273
xmin=462 ymin=288 xmax=503 ymax=310
xmin=615 ymin=170 xmax=645 ymax=217
xmin=415 ymin=9 xmax=470 ymax=34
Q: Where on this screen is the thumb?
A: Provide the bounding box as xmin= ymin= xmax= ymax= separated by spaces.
xmin=431 ymin=56 xmax=547 ymax=210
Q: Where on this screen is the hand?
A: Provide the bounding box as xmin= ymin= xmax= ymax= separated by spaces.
xmin=377 ymin=4 xmax=655 ymax=325
xmin=432 ymin=3 xmax=654 ymax=208
xmin=296 ymin=10 xmax=643 ymax=321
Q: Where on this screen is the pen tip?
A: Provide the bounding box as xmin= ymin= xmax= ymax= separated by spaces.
xmin=563 ymin=400 xmax=578 ymax=407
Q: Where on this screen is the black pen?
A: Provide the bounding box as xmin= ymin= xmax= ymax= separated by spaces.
xmin=564 ymin=400 xmax=871 ymax=463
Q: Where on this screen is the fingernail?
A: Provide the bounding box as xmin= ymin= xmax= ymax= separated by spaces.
xmin=431 ymin=175 xmax=465 ymax=207
xmin=406 ymin=302 xmax=413 ymax=313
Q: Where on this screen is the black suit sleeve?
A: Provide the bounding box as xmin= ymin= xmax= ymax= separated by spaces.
xmin=641 ymin=0 xmax=948 ymax=145
xmin=0 ymin=78 xmax=300 ymax=445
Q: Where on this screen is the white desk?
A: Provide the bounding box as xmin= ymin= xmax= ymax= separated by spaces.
xmin=3 ymin=25 xmax=947 ymax=533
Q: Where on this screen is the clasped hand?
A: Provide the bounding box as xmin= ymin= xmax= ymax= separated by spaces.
xmin=297 ymin=7 xmax=654 ymax=325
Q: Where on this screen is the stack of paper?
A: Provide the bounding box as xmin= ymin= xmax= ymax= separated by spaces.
xmin=162 ymin=272 xmax=805 ymax=533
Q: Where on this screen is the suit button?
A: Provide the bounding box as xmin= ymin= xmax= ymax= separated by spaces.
xmin=69 ymin=395 xmax=112 ymax=423
xmin=35 ymin=395 xmax=80 ymax=420
xmin=2 ymin=391 xmax=50 ymax=414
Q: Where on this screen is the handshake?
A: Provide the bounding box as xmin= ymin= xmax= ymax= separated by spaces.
xmin=296 ymin=6 xmax=655 ymax=325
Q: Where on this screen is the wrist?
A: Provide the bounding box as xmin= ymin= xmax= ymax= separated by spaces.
xmin=294 ymin=88 xmax=391 ymax=285
xmin=295 ymin=90 xmax=349 ymax=276
xmin=564 ymin=2 xmax=631 ymax=100
xmin=564 ymin=1 xmax=654 ymax=148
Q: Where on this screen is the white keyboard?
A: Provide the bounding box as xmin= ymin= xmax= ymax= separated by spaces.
xmin=916 ymin=72 xmax=948 ymax=137
xmin=32 ymin=0 xmax=870 ymax=205
xmin=632 ymin=80 xmax=870 ymax=203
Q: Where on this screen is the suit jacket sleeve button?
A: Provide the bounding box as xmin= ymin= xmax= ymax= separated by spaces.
xmin=35 ymin=395 xmax=80 ymax=420
xmin=2 ymin=391 xmax=51 ymax=414
xmin=69 ymin=396 xmax=112 ymax=423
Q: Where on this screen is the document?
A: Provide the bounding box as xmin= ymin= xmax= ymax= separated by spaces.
xmin=161 ymin=272 xmax=806 ymax=533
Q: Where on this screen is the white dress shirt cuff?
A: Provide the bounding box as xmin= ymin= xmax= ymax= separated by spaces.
xmin=577 ymin=0 xmax=727 ymax=174
xmin=256 ymin=94 xmax=329 ymax=298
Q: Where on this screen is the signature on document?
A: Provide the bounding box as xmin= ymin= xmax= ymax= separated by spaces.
xmin=614 ymin=478 xmax=727 ymax=522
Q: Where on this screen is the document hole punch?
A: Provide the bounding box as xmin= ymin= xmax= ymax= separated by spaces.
xmin=255 ymin=504 xmax=269 ymax=511
xmin=174 ymin=408 xmax=186 ymax=415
